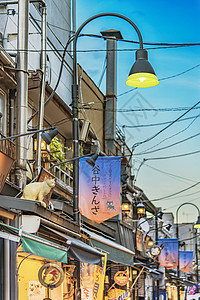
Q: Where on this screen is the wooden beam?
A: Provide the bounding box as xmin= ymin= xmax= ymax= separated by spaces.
xmin=0 ymin=208 xmax=16 ymax=220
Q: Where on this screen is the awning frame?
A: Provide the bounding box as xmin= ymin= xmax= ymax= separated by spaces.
xmin=43 ymin=225 xmax=104 ymax=265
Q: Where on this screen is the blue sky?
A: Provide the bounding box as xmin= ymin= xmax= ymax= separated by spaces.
xmin=76 ymin=0 xmax=200 ymax=223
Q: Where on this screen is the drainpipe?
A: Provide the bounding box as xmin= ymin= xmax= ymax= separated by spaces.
xmin=0 ymin=0 xmax=47 ymax=180
xmin=9 ymin=89 xmax=15 ymax=136
xmin=101 ymin=30 xmax=123 ymax=155
xmin=15 ymin=0 xmax=29 ymax=190
xmin=36 ymin=3 xmax=47 ymax=176
xmin=4 ymin=219 xmax=10 ymax=300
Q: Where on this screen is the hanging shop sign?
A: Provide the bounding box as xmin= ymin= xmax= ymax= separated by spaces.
xmin=114 ymin=271 xmax=129 ymax=286
xmin=38 ymin=263 xmax=64 ymax=289
xmin=158 ymin=238 xmax=178 ymax=269
xmin=81 ymin=253 xmax=107 ymax=300
xmin=186 ymin=284 xmax=198 ymax=297
xmin=93 ymin=253 xmax=107 ymax=300
xmin=79 ymin=156 xmax=121 ymax=223
xmin=0 ymin=151 xmax=14 ymax=192
xmin=107 ymin=289 xmax=130 ymax=300
xmin=179 ymin=251 xmax=193 ymax=273
xmin=149 ymin=244 xmax=164 ymax=259
xmin=136 ymin=229 xmax=143 ymax=252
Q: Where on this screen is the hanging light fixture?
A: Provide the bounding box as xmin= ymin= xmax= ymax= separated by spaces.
xmin=85 ymin=153 xmax=99 ymax=167
xmin=157 ymin=211 xmax=163 ymax=220
xmin=41 ymin=128 xmax=59 ymax=145
xmin=148 ymin=240 xmax=154 ymax=247
xmin=126 ymin=49 xmax=159 ymax=88
xmin=122 ymin=194 xmax=131 ymax=213
xmin=165 ymin=224 xmax=172 ymax=231
xmin=194 ymin=216 xmax=200 ymax=229
xmin=137 ymin=202 xmax=145 ymax=218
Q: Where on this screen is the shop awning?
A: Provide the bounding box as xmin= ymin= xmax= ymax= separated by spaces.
xmin=0 ymin=223 xmax=68 ymax=263
xmin=42 ymin=226 xmax=104 ymax=265
xmin=82 ymin=228 xmax=135 ymax=266
xmin=22 ymin=236 xmax=67 ymax=263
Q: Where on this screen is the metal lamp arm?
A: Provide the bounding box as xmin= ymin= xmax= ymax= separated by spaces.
xmin=176 ymin=202 xmax=200 ymax=236
xmin=0 ymin=126 xmax=54 ymax=141
xmin=73 ymin=12 xmax=144 ymax=85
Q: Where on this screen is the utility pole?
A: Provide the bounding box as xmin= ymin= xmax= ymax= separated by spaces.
xmin=155 ymin=211 xmax=160 ymax=300
xmin=195 ymin=228 xmax=199 ymax=285
xmin=15 ymin=0 xmax=29 ymax=189
xmin=36 ymin=3 xmax=47 ymax=175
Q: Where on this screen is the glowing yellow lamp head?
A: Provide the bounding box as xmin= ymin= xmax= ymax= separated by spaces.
xmin=122 ymin=202 xmax=131 ymax=212
xmin=137 ymin=202 xmax=145 ymax=216
xmin=194 ymin=216 xmax=200 ymax=229
xmin=126 ymin=49 xmax=159 ymax=88
xmin=148 ymin=240 xmax=154 ymax=247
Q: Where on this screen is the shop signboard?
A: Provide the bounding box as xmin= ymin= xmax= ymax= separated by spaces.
xmin=28 ymin=281 xmax=45 ymax=299
xmin=185 ymin=285 xmax=199 ymax=300
xmin=114 ymin=271 xmax=129 ymax=286
xmin=187 ymin=294 xmax=200 ymax=300
xmin=107 ymin=289 xmax=130 ymax=300
xmin=136 ymin=229 xmax=143 ymax=252
xmin=158 ymin=238 xmax=178 ymax=269
xmin=179 ymin=251 xmax=193 ymax=273
xmin=38 ymin=263 xmax=64 ymax=289
xmin=79 ymin=156 xmax=121 ymax=223
xmin=0 ymin=151 xmax=14 ymax=191
xmin=81 ymin=254 xmax=107 ymax=300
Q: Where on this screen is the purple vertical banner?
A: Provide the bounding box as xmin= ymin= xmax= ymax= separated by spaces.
xmin=79 ymin=156 xmax=121 ymax=223
xmin=179 ymin=251 xmax=193 ymax=273
xmin=158 ymin=238 xmax=178 ymax=269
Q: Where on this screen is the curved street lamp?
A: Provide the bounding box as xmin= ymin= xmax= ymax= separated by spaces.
xmin=176 ymin=202 xmax=200 ymax=300
xmin=72 ymin=12 xmax=159 ymax=225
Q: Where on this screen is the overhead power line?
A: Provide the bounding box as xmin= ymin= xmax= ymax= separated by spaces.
xmin=83 ymin=105 xmax=200 ymax=113
xmin=136 ymin=113 xmax=200 ymax=155
xmin=144 ymin=149 xmax=200 ymax=161
xmin=131 ymin=100 xmax=200 ymax=149
xmin=140 ymin=161 xmax=196 ymax=184
xmin=149 ymin=180 xmax=200 ymax=202
xmin=163 ymin=197 xmax=200 ymax=211
xmin=135 ymin=132 xmax=200 ymax=156
xmin=121 ymin=114 xmax=200 ymax=128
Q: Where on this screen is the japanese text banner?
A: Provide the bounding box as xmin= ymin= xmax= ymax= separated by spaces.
xmin=79 ymin=156 xmax=121 ymax=223
xmin=179 ymin=251 xmax=193 ymax=273
xmin=158 ymin=238 xmax=178 ymax=269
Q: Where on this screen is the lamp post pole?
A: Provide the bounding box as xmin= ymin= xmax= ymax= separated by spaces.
xmin=176 ymin=203 xmax=200 ymax=300
xmin=155 ymin=210 xmax=160 ymax=300
xmin=71 ymin=14 xmax=158 ymax=300
xmin=72 ymin=13 xmax=143 ymax=225
xmin=71 ymin=13 xmax=146 ymax=226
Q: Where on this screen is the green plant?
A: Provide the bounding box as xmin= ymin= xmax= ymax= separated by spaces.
xmin=50 ymin=137 xmax=84 ymax=172
xmin=50 ymin=137 xmax=68 ymax=171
